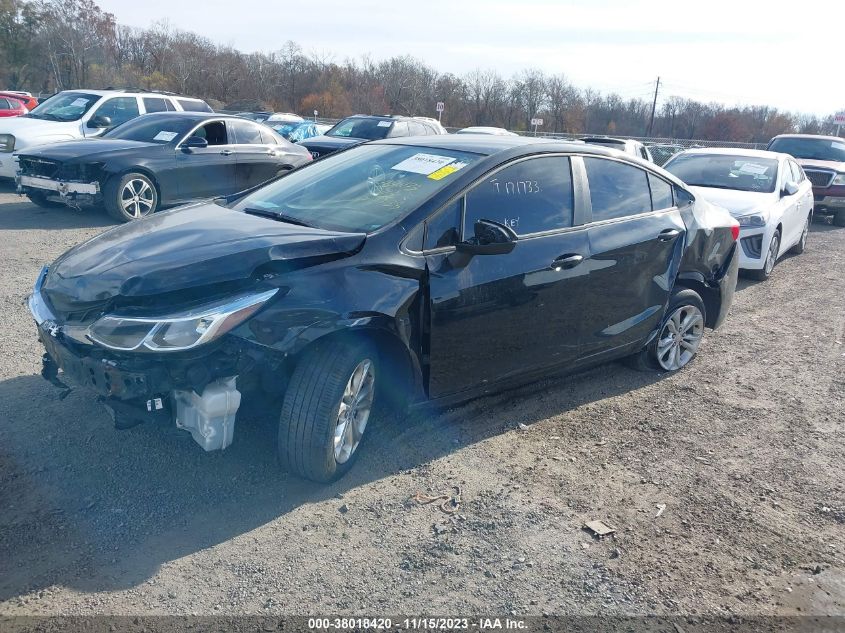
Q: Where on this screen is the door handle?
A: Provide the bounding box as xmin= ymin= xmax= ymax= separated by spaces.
xmin=657 ymin=229 xmax=681 ymax=241
xmin=266 ymin=150 xmax=279 ymax=156
xmin=220 ymin=149 xmax=234 ymax=156
xmin=551 ymin=254 xmax=584 ymax=270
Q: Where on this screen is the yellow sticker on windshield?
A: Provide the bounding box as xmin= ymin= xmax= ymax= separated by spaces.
xmin=428 ymin=161 xmax=468 ymax=181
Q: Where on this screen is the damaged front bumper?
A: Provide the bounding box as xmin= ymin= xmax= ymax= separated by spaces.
xmin=29 ymin=271 xmax=251 ymax=451
xmin=16 ymin=173 xmax=100 ymax=206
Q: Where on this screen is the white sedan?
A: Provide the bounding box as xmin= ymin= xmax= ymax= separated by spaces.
xmin=664 ymin=148 xmax=813 ymax=280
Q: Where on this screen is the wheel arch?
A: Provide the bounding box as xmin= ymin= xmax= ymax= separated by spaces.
xmin=672 ymin=273 xmax=720 ymax=329
xmin=105 ymin=167 xmax=163 ymax=202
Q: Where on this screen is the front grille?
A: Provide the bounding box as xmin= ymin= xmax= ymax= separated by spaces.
xmin=18 ymin=156 xmax=62 ymax=178
xmin=804 ymin=169 xmax=834 ymax=188
xmin=740 ymin=235 xmax=763 ymax=259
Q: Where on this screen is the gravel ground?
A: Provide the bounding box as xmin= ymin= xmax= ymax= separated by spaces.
xmin=0 ymin=185 xmax=843 ymax=618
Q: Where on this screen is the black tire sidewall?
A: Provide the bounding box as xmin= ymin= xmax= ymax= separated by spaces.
xmin=104 ymin=172 xmax=158 ymax=222
xmin=278 ymin=339 xmax=378 ymax=482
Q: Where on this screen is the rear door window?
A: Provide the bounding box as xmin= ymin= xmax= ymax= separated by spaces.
xmin=464 ymin=156 xmax=574 ymax=236
xmin=584 ymin=157 xmax=652 ymax=221
xmin=178 ymin=99 xmax=212 ymax=112
xmin=0 ymin=98 xmax=10 ymax=110
xmin=230 ymin=119 xmax=265 ymax=145
xmin=142 ymin=97 xmax=169 ymax=113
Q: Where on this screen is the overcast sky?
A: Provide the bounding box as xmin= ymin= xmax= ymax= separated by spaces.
xmin=97 ymin=0 xmax=842 ymax=117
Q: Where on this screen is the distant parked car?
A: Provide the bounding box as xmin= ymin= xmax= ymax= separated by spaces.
xmin=456 ymin=126 xmax=518 ymax=136
xmin=300 ymin=114 xmax=447 ymax=159
xmin=266 ymin=120 xmax=326 ymax=143
xmin=412 ymin=116 xmax=449 ymax=135
xmin=0 ymin=91 xmax=38 ymax=110
xmin=648 ymin=143 xmax=685 ymax=167
xmin=582 ymin=136 xmax=653 ymax=162
xmin=235 ymin=111 xmax=272 ymax=122
xmin=0 ymin=95 xmax=28 ymax=118
xmin=0 ymin=88 xmax=212 ymax=180
xmin=664 ymin=148 xmax=813 ymax=280
xmin=766 ymin=134 xmax=845 ymax=226
xmin=15 ymin=112 xmax=311 ymax=221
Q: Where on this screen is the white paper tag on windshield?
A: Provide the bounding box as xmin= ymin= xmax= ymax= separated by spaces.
xmin=71 ymin=98 xmax=89 ymax=107
xmin=392 ymin=153 xmax=456 ymax=175
xmin=377 ymin=121 xmax=392 ymax=127
xmin=736 ymin=162 xmax=768 ymax=175
xmin=153 ymin=131 xmax=178 ymax=142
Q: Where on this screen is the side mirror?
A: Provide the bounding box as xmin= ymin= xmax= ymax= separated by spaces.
xmin=782 ymin=181 xmax=799 ymax=197
xmin=86 ymin=115 xmax=112 ymax=129
xmin=181 ymin=136 xmax=208 ymax=151
xmin=456 ymin=219 xmax=517 ymax=256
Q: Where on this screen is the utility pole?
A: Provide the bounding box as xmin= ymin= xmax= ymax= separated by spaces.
xmin=647 ymin=76 xmax=660 ymax=137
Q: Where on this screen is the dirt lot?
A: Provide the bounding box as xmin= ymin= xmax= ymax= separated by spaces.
xmin=0 ymin=184 xmax=843 ymax=619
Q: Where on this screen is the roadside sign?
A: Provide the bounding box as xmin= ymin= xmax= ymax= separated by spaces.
xmin=530 ymin=118 xmax=543 ymax=126
xmin=436 ymin=102 xmax=445 ymax=113
xmin=835 ymin=111 xmax=845 ymax=125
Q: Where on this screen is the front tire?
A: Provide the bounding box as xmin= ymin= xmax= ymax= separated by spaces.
xmin=278 ymin=339 xmax=377 ymax=483
xmin=104 ymin=172 xmax=158 ymax=222
xmin=790 ymin=215 xmax=809 ymax=254
xmin=627 ymin=288 xmax=706 ymax=372
xmin=748 ymin=229 xmax=780 ymax=281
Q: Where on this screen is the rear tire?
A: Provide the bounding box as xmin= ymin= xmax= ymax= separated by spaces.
xmin=790 ymin=215 xmax=809 ymax=254
xmin=748 ymin=229 xmax=780 ymax=281
xmin=626 ymin=288 xmax=706 ymax=373
xmin=104 ymin=172 xmax=158 ymax=222
xmin=835 ymin=209 xmax=845 ymax=227
xmin=27 ymin=191 xmax=62 ymax=208
xmin=277 ymin=339 xmax=378 ymax=483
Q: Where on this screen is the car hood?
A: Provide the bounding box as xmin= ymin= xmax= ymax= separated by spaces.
xmin=0 ymin=115 xmax=76 ymax=136
xmin=17 ymin=138 xmax=156 ymax=160
xmin=688 ymin=186 xmax=775 ymax=217
xmin=43 ymin=202 xmax=366 ymax=306
xmin=794 ymin=158 xmax=845 ymax=173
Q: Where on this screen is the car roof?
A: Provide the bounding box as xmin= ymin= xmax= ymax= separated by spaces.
xmin=770 ymin=133 xmax=843 ymax=142
xmin=374 ymin=134 xmax=643 ymax=157
xmin=53 ymin=88 xmax=205 ymax=101
xmin=129 ymin=112 xmax=246 ymax=123
xmin=674 ymin=147 xmax=788 ymax=160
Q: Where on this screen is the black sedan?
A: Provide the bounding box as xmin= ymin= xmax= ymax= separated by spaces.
xmin=28 ymin=136 xmax=739 ymax=482
xmin=300 ymin=114 xmax=446 ymax=160
xmin=15 ymin=112 xmax=312 ymax=221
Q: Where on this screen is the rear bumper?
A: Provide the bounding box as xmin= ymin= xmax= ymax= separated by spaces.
xmin=712 ymin=243 xmax=739 ymax=330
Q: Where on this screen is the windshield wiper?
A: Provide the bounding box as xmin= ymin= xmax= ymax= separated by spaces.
xmin=243 ymin=207 xmax=313 ymax=227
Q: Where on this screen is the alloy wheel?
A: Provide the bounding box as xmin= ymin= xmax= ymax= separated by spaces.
xmin=333 ymin=359 xmax=375 ymax=464
xmin=656 ymin=305 xmax=704 ymax=371
xmin=120 ymin=178 xmax=155 ymax=219
xmin=764 ymin=233 xmax=779 ymax=275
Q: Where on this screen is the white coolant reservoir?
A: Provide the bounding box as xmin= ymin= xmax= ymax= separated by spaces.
xmin=174 ymin=377 xmax=241 ymax=451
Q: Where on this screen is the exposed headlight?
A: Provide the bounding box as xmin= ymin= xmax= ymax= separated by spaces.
xmin=831 ymin=173 xmax=845 ymax=186
xmin=87 ymin=289 xmax=277 ymax=352
xmin=0 ymin=134 xmax=15 ymax=152
xmin=736 ymin=213 xmax=766 ymax=227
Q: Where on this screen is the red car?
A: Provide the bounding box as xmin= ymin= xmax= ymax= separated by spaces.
xmin=0 ymin=91 xmax=38 ymax=110
xmin=0 ymin=95 xmax=28 ymax=117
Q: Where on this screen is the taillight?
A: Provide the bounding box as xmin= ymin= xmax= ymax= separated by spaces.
xmin=730 ymin=221 xmax=740 ymax=241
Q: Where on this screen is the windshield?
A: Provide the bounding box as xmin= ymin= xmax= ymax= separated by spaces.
xmin=26 ymin=92 xmax=99 ymax=122
xmin=665 ymin=154 xmax=779 ymax=193
xmin=231 ymin=144 xmax=481 ymax=233
xmin=327 ymin=117 xmax=393 ymax=140
xmin=104 ymin=114 xmax=197 ymax=143
xmin=267 ymin=121 xmax=302 ymax=138
xmin=768 ymin=137 xmax=845 ymax=162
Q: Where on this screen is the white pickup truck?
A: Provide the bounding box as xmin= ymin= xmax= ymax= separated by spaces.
xmin=0 ymin=88 xmax=211 ymax=179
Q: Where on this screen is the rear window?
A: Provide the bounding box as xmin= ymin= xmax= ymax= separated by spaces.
xmin=177 ymin=99 xmax=212 ymax=113
xmin=327 ymin=117 xmax=394 ymax=141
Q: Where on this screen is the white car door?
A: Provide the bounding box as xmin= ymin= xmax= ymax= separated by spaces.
xmin=790 ymin=159 xmax=814 ymax=230
xmin=778 ymin=158 xmax=803 ymax=249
